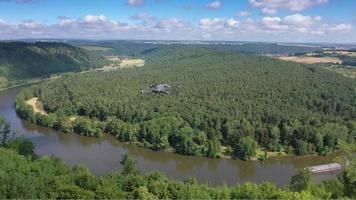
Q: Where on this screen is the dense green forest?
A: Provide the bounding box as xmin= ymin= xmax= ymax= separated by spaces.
xmin=16 ymin=47 xmax=356 ymax=160
xmin=0 ymin=117 xmax=355 ymax=199
xmin=0 ymin=42 xmax=108 ymax=89
xmin=72 ymin=40 xmax=321 ymax=57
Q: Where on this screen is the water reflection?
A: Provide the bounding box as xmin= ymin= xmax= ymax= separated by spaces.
xmin=0 ymin=87 xmax=340 ymax=186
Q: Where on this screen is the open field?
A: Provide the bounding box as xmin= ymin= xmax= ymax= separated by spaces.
xmin=120 ymin=58 xmax=145 ymax=68
xmin=26 ymin=97 xmax=47 ymax=115
xmin=278 ymin=56 xmax=342 ymax=64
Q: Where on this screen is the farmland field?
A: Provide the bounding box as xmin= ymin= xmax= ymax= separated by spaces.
xmin=278 ymin=56 xmax=342 ymax=64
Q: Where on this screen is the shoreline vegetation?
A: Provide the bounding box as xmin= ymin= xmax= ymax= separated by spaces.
xmin=23 ymin=96 xmax=292 ymax=161
xmin=1 ymin=117 xmax=356 ymax=199
xmin=15 ymin=47 xmax=356 ymax=161
xmin=22 ymin=96 xmax=292 ymax=161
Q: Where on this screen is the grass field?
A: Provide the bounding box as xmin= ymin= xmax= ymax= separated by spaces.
xmin=278 ymin=56 xmax=342 ymax=64
xmin=120 ymin=59 xmax=145 ymax=68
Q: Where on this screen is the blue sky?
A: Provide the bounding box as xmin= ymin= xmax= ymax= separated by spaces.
xmin=0 ymin=0 xmax=355 ymax=42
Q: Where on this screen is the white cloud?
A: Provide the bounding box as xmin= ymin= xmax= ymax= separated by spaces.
xmin=0 ymin=18 xmax=7 ymax=25
xmin=84 ymin=15 xmax=107 ymax=23
xmin=227 ymin=19 xmax=239 ymax=27
xmin=200 ymin=18 xmax=225 ymax=29
xmin=130 ymin=12 xmax=156 ymax=21
xmin=327 ymin=24 xmax=352 ymax=32
xmin=237 ymin=11 xmax=251 ymax=17
xmin=283 ymin=14 xmax=315 ymax=26
xmin=126 ymin=0 xmax=144 ymax=7
xmin=0 ymin=14 xmax=354 ymax=43
xmin=262 ymin=17 xmax=289 ymax=31
xmin=249 ymin=0 xmax=328 ymax=14
xmin=206 ymin=1 xmax=221 ymax=10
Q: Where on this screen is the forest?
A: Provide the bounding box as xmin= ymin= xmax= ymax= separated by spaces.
xmin=72 ymin=40 xmax=321 ymax=57
xmin=0 ymin=42 xmax=108 ymax=89
xmin=0 ymin=117 xmax=355 ymax=199
xmin=16 ymin=46 xmax=356 ymax=160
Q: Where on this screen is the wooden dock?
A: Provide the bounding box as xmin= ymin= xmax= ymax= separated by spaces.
xmin=306 ymin=163 xmax=342 ymax=174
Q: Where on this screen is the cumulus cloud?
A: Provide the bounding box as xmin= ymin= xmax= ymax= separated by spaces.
xmin=126 ymin=0 xmax=144 ymax=7
xmin=262 ymin=17 xmax=289 ymax=31
xmin=206 ymin=1 xmax=221 ymax=10
xmin=249 ymin=0 xmax=328 ymax=14
xmin=0 ymin=13 xmax=353 ymax=43
xmin=130 ymin=12 xmax=156 ymax=21
xmin=237 ymin=11 xmax=251 ymax=17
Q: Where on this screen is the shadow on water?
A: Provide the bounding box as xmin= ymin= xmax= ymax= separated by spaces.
xmin=0 ymin=86 xmax=341 ymax=186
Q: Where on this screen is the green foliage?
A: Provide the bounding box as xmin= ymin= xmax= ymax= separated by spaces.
xmin=341 ymin=158 xmax=356 ymax=198
xmin=6 ymin=137 xmax=35 ymax=158
xmin=71 ymin=40 xmax=321 ymax=57
xmin=290 ymin=169 xmax=314 ymax=192
xmin=0 ymin=140 xmax=354 ymax=199
xmin=0 ymin=76 xmax=8 ymax=89
xmin=322 ymin=179 xmax=345 ymax=199
xmin=16 ymin=47 xmax=356 ymax=159
xmin=120 ymin=153 xmax=141 ymax=176
xmin=234 ymin=136 xmax=259 ymax=160
xmin=0 ymin=42 xmax=108 ymax=85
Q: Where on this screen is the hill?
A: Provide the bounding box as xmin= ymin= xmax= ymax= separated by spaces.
xmin=16 ymin=47 xmax=356 ymax=159
xmin=0 ymin=42 xmax=108 ymax=89
xmin=71 ymin=40 xmax=321 ymax=57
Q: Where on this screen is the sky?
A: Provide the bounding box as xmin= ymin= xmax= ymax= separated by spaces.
xmin=0 ymin=0 xmax=355 ymax=43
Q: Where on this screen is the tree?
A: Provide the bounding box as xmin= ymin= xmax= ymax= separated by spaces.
xmin=120 ymin=154 xmax=140 ymax=176
xmin=290 ymin=169 xmax=314 ymax=192
xmin=7 ymin=137 xmax=35 ymax=158
xmin=234 ymin=136 xmax=259 ymax=161
xmin=132 ymin=186 xmax=158 ymax=200
xmin=0 ymin=118 xmax=12 ymax=146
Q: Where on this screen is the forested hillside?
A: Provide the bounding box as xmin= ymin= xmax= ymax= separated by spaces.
xmin=73 ymin=40 xmax=320 ymax=57
xmin=16 ymin=47 xmax=356 ymax=160
xmin=0 ymin=42 xmax=108 ymax=89
xmin=1 ymin=117 xmax=356 ymax=199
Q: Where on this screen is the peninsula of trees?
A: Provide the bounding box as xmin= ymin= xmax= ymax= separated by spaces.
xmin=16 ymin=47 xmax=356 ymax=160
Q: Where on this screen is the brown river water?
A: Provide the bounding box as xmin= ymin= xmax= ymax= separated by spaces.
xmin=0 ymin=86 xmax=341 ymax=186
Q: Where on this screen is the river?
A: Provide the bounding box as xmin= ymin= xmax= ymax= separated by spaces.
xmin=0 ymin=86 xmax=341 ymax=186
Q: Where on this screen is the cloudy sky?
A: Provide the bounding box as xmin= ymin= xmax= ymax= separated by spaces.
xmin=0 ymin=0 xmax=355 ymax=43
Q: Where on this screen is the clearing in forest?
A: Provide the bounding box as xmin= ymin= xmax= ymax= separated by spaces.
xmin=120 ymin=59 xmax=145 ymax=68
xmin=26 ymin=97 xmax=47 ymax=115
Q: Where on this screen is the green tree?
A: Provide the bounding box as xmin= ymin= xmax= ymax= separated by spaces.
xmin=234 ymin=136 xmax=259 ymax=161
xmin=290 ymin=169 xmax=314 ymax=192
xmin=0 ymin=118 xmax=12 ymax=146
xmin=120 ymin=154 xmax=140 ymax=176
